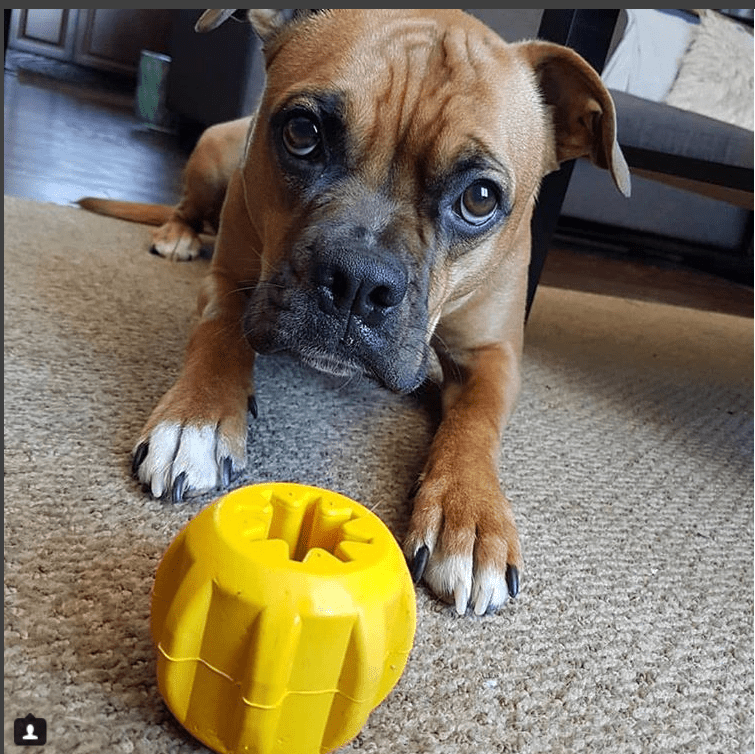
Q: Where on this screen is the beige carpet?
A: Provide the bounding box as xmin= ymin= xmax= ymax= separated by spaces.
xmin=5 ymin=195 xmax=753 ymax=753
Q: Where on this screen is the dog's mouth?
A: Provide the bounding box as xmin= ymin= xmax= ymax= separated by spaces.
xmin=291 ymin=344 xmax=364 ymax=380
xmin=247 ymin=314 xmax=430 ymax=394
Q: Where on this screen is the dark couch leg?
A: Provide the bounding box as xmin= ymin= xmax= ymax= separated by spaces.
xmin=5 ymin=10 xmax=11 ymax=61
xmin=526 ymin=9 xmax=620 ymax=319
xmin=527 ymin=164 xmax=575 ymax=319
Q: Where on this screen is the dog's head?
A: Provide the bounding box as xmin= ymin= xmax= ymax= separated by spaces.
xmin=201 ymin=10 xmax=630 ymax=392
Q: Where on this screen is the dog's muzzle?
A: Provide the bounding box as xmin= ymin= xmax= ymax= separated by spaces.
xmin=244 ymin=234 xmax=428 ymax=394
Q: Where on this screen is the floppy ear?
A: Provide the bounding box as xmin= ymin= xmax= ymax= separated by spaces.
xmin=195 ymin=9 xmax=317 ymax=47
xmin=516 ymin=40 xmax=631 ymax=197
xmin=194 ymin=9 xmax=237 ymax=33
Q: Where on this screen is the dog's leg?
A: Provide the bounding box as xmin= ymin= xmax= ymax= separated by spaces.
xmin=151 ymin=117 xmax=251 ymax=261
xmin=133 ymin=169 xmax=259 ymax=500
xmin=132 ymin=271 xmax=256 ymax=500
xmin=404 ymin=262 xmax=527 ymax=615
xmin=405 ymin=327 xmax=524 ymax=616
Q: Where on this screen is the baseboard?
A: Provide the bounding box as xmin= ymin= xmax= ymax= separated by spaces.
xmin=554 ymin=216 xmax=753 ymax=286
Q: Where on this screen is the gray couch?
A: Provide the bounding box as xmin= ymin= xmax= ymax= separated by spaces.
xmin=165 ymin=10 xmax=753 ymax=286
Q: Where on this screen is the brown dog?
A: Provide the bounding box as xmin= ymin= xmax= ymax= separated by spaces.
xmin=80 ymin=9 xmax=629 ymax=615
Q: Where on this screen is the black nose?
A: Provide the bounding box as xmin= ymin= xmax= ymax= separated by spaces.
xmin=314 ymin=247 xmax=408 ymax=328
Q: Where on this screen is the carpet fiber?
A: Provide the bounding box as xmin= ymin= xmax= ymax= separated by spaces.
xmin=5 ymin=196 xmax=753 ymax=753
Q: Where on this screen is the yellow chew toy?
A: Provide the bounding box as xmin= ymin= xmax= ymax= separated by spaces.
xmin=150 ymin=482 xmax=416 ymax=754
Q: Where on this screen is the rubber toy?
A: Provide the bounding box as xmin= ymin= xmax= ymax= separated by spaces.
xmin=150 ymin=482 xmax=416 ymax=754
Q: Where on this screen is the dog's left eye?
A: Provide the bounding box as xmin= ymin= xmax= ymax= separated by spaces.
xmin=282 ymin=115 xmax=321 ymax=158
xmin=458 ymin=180 xmax=499 ymax=225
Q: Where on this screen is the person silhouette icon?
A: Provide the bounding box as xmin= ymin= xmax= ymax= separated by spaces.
xmin=13 ymin=713 xmax=47 ymax=745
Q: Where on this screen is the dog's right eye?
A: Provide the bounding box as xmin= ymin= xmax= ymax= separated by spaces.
xmin=282 ymin=115 xmax=321 ymax=158
xmin=457 ymin=180 xmax=499 ymax=225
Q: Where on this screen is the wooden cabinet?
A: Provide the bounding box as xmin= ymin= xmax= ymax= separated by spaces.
xmin=8 ymin=9 xmax=77 ymax=61
xmin=8 ymin=9 xmax=171 ymax=75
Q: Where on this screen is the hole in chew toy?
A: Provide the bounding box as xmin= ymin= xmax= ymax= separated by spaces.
xmin=259 ymin=487 xmax=365 ymax=562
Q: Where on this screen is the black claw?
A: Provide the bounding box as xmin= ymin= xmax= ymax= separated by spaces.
xmin=170 ymin=472 xmax=187 ymax=504
xmin=248 ymin=395 xmax=258 ymax=419
xmin=506 ymin=564 xmax=519 ymax=599
xmin=221 ymin=457 xmax=233 ymax=487
xmin=409 ymin=545 xmax=430 ymax=584
xmin=149 ymin=245 xmax=160 ymax=256
xmin=132 ymin=442 xmax=149 ymax=477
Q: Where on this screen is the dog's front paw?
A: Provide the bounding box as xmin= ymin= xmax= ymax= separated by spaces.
xmin=132 ymin=422 xmax=245 ymax=502
xmin=404 ymin=472 xmax=522 ymax=616
xmin=150 ymin=219 xmax=202 ymax=261
xmin=132 ymin=393 xmax=256 ymax=502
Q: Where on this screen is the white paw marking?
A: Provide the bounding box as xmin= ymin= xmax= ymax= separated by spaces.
xmin=151 ymin=228 xmax=201 ymax=261
xmin=415 ymin=545 xmax=510 ymax=616
xmin=171 ymin=424 xmax=225 ymax=492
xmin=471 ymin=566 xmax=510 ymax=616
xmin=139 ymin=422 xmax=181 ymax=498
xmin=424 ymin=552 xmax=473 ymax=616
xmin=135 ymin=421 xmax=243 ymax=499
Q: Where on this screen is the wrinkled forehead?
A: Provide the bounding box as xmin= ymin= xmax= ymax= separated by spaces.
xmin=264 ymin=10 xmax=547 ymax=184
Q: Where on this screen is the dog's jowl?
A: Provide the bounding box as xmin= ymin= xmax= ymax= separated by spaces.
xmin=79 ymin=10 xmax=629 ymax=615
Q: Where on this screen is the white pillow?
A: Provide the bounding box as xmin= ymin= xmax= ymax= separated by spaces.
xmin=602 ymin=9 xmax=697 ymax=102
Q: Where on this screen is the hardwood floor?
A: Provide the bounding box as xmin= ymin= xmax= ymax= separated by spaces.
xmin=4 ymin=63 xmax=752 ymax=318
xmin=4 ymin=67 xmax=186 ymax=207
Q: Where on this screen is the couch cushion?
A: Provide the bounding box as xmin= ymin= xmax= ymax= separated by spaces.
xmin=560 ymin=90 xmax=753 ymax=252
xmin=610 ymin=89 xmax=753 ymax=201
xmin=612 ymin=90 xmax=753 ymax=171
xmin=561 ymin=160 xmax=751 ymax=250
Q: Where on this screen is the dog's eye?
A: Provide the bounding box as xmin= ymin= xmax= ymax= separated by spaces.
xmin=458 ymin=180 xmax=499 ymax=225
xmin=282 ymin=115 xmax=321 ymax=158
